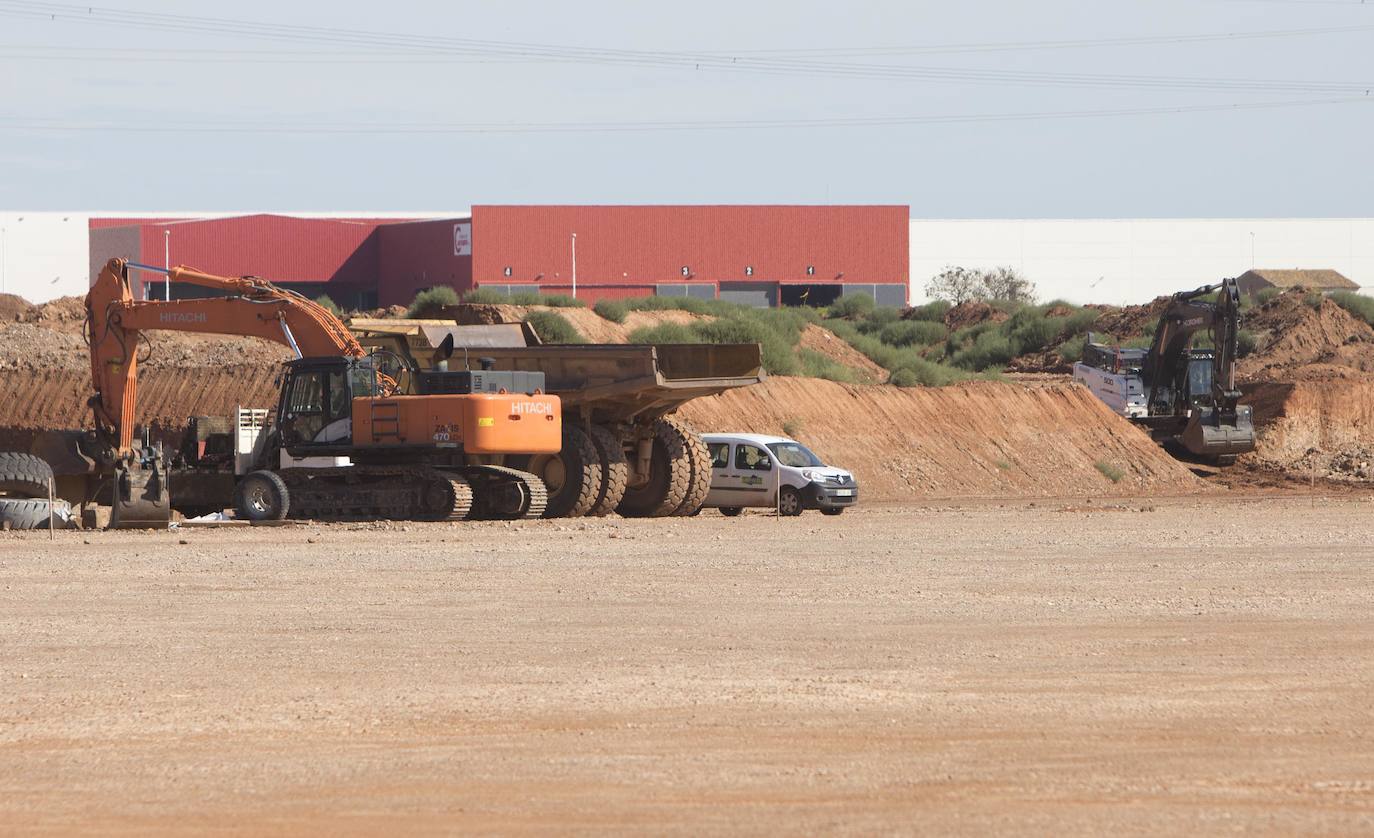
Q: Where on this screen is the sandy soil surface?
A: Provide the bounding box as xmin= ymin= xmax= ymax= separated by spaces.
xmin=2 ymin=497 xmax=1372 ymax=835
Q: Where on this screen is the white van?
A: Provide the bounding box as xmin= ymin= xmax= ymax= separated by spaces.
xmin=700 ymin=433 xmax=858 ymax=517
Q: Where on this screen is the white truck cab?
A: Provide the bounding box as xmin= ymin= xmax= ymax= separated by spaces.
xmin=700 ymin=433 xmax=857 ymax=517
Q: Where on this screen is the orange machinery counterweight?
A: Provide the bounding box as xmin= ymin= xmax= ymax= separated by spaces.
xmin=351 ymin=393 xmax=561 ymax=454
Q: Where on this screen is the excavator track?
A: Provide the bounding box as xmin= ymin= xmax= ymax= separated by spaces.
xmin=280 ymin=464 xmax=541 ymax=522
xmin=464 ymin=465 xmax=547 ymax=520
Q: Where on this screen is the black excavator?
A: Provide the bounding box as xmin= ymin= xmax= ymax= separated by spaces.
xmin=1074 ymin=277 xmax=1255 ymax=464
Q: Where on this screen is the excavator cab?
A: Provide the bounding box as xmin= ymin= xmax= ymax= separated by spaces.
xmin=276 ymin=357 xmax=378 ymax=450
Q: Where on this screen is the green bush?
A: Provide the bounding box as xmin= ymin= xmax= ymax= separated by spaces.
xmin=1255 ymin=287 xmax=1280 ymax=306
xmin=1056 ymin=334 xmax=1088 ymax=363
xmin=1304 ymin=292 xmax=1324 ymax=310
xmin=879 ymin=320 xmax=946 ymax=347
xmin=462 ymin=287 xmax=508 ymax=304
xmin=828 ymin=293 xmax=876 ymax=319
xmin=537 ymin=294 xmax=587 ymax=308
xmin=313 ymin=294 xmax=341 ymax=316
xmin=797 ymin=349 xmax=857 ymax=383
xmin=694 ymin=316 xmax=799 ymax=376
xmin=951 ymin=331 xmax=1016 ymax=371
xmin=782 ymin=418 xmax=803 ymax=438
xmin=1330 ymin=291 xmax=1374 ymax=326
xmin=905 ymin=300 xmax=951 ymax=323
xmin=594 ymin=299 xmax=629 ymax=323
xmin=866 ymin=305 xmax=904 ymax=326
xmin=888 ymin=358 xmax=968 ymax=387
xmin=522 ymin=310 xmax=585 ymax=344
xmin=623 ymin=295 xmax=713 ymax=315
xmin=1236 ymin=329 xmax=1260 ymax=357
xmin=627 ymin=323 xmax=702 ymax=344
xmin=1095 ymin=461 xmax=1125 ymax=483
xmin=408 ymin=286 xmax=461 ymax=317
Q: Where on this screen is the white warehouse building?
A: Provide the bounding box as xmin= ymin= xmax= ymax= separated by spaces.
xmin=910 ymin=218 xmax=1372 ymax=305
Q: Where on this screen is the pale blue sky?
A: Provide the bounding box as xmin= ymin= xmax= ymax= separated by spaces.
xmin=0 ymin=0 xmax=1370 ymax=215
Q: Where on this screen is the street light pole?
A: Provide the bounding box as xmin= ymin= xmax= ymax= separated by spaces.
xmin=164 ymin=230 xmax=171 ymax=300
xmin=1 ymin=226 xmax=6 ymax=295
xmin=1250 ymin=231 xmax=1255 ymax=269
xmin=571 ymin=232 xmax=578 ymax=299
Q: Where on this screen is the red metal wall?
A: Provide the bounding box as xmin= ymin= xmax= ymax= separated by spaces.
xmin=376 ymin=219 xmax=474 ymax=307
xmin=471 ymin=205 xmax=909 ymax=290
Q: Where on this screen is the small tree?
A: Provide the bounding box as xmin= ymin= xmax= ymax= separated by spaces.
xmin=979 ymin=266 xmax=1037 ymax=304
xmin=924 ymin=266 xmax=984 ymax=304
xmin=313 ymin=294 xmax=342 ymax=316
xmin=924 ymin=265 xmax=1037 ymax=305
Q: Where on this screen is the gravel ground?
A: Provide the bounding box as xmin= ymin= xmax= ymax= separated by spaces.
xmin=1 ymin=497 xmax=1372 ymax=834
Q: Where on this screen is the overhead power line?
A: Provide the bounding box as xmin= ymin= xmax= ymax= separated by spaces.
xmin=1 ymin=96 xmax=1366 ymax=135
xmin=0 ymin=1 xmax=1369 ymax=94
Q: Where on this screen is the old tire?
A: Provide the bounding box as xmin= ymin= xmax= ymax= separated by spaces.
xmin=719 ymin=507 xmax=744 ymax=517
xmin=778 ymin=486 xmax=803 ymax=517
xmin=668 ymin=419 xmax=712 ymax=517
xmin=0 ymin=451 xmax=54 ymax=499
xmin=234 ymin=471 xmax=290 ymax=522
xmin=617 ymin=418 xmax=693 ymax=519
xmin=523 ymin=424 xmax=601 ymax=518
xmin=0 ymin=497 xmax=74 ymax=530
xmin=588 ymin=424 xmax=629 ymax=517
xmin=820 ymin=507 xmax=845 ymax=516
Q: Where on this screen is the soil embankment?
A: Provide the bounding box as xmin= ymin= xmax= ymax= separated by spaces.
xmin=681 ymin=377 xmax=1206 ymax=500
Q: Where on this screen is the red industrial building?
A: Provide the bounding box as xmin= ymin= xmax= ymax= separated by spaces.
xmin=90 ymin=206 xmax=908 ymax=308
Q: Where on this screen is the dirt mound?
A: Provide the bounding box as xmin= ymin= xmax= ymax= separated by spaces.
xmin=1242 ymin=379 xmax=1374 ymax=480
xmin=1088 ymin=297 xmax=1167 ymax=341
xmin=798 ymin=324 xmax=887 ymax=384
xmin=1239 ymin=292 xmax=1374 ymax=381
xmin=30 ymin=295 xmax=87 ymax=333
xmin=679 ymin=377 xmax=1208 ymax=501
xmin=943 ymin=301 xmax=1008 ymax=332
xmin=0 ymin=365 xmax=281 ymax=434
xmin=0 ymin=293 xmax=36 ymax=322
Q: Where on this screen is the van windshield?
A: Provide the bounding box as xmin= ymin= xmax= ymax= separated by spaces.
xmin=767 ymin=441 xmax=824 ymax=468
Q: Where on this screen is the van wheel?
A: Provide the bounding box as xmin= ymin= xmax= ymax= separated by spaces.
xmin=719 ymin=507 xmax=743 ymax=517
xmin=778 ymin=487 xmax=803 ymax=517
xmin=235 ymin=471 xmax=290 ymax=521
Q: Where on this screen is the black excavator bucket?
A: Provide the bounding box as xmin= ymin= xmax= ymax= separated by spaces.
xmin=1180 ymin=405 xmax=1256 ymax=460
xmin=110 ymin=457 xmax=171 ymax=529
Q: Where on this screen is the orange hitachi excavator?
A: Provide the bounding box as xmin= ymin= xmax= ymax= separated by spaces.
xmin=76 ymin=258 xmax=560 ymax=528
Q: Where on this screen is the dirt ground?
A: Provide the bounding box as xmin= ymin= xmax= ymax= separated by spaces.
xmin=2 ymin=497 xmax=1372 ymax=834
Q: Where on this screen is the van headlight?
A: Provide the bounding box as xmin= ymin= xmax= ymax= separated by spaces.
xmin=802 ymin=470 xmax=820 ymax=482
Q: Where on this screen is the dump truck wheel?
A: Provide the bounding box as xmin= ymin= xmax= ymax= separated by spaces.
xmin=588 ymin=425 xmax=629 ymax=517
xmin=617 ymin=418 xmax=693 ymax=518
xmin=0 ymin=498 xmax=73 ymax=530
xmin=0 ymin=451 xmax=54 ymax=499
xmin=667 ymin=419 xmax=711 ymax=517
xmin=526 ymin=425 xmax=602 ymax=518
xmin=234 ymin=471 xmax=290 ymax=521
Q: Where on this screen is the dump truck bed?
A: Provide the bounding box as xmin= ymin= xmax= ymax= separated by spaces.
xmin=349 ymin=320 xmax=764 ymax=424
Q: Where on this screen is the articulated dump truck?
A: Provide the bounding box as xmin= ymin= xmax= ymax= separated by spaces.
xmin=347 ymin=317 xmax=765 ymax=519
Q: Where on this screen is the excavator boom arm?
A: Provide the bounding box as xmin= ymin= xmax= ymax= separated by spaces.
xmin=87 ymin=258 xmax=364 ymax=453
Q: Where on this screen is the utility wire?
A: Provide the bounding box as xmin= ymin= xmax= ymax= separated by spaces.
xmin=1 ymin=96 xmax=1366 ymax=135
xmin=0 ymin=1 xmax=1368 ymax=94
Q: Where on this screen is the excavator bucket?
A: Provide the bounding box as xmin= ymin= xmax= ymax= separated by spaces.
xmin=1180 ymin=405 xmax=1256 ymax=460
xmin=109 ymin=459 xmax=171 ymax=529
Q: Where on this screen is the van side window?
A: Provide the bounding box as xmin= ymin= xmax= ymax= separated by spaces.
xmin=735 ymin=444 xmax=772 ymax=471
xmin=708 ymin=442 xmax=730 ymax=469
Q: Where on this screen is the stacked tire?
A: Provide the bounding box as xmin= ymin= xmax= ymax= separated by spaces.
xmin=0 ymin=451 xmax=74 ymax=530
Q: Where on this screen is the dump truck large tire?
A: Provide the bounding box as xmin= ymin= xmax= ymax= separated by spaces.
xmin=0 ymin=498 xmax=74 ymax=530
xmin=539 ymin=425 xmax=602 ymax=519
xmin=0 ymin=452 xmax=54 ymax=499
xmin=617 ymin=418 xmax=693 ymax=518
xmin=588 ymin=424 xmax=629 ymax=517
xmin=667 ymin=418 xmax=711 ymax=517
